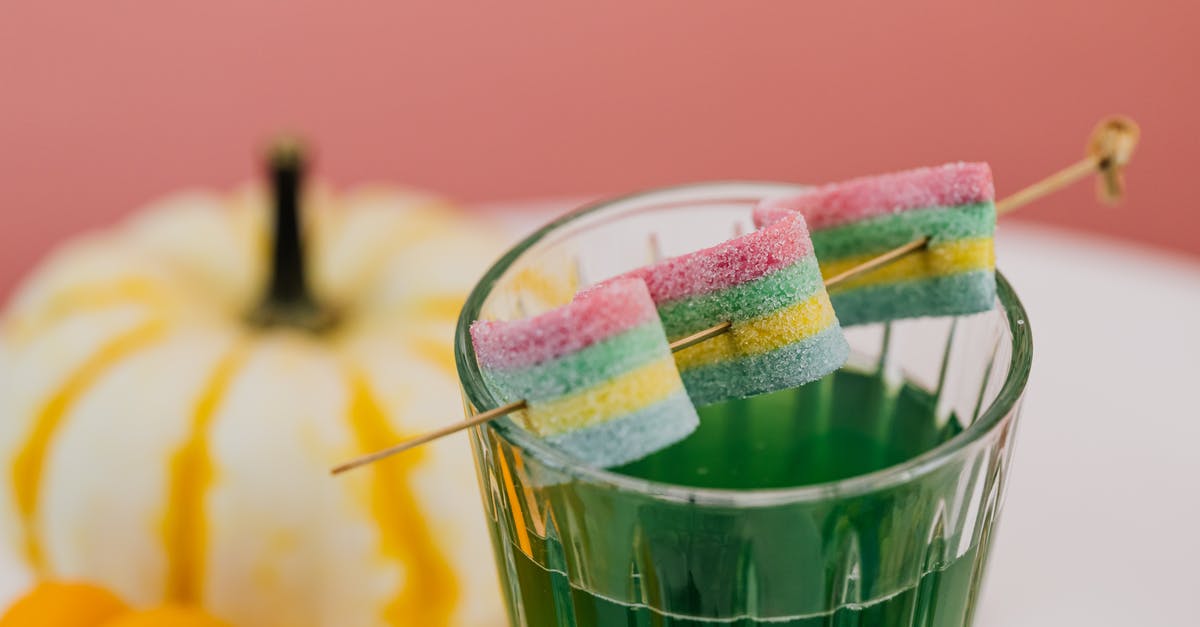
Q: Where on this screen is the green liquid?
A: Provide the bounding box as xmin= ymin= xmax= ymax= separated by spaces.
xmin=509 ymin=544 xmax=980 ymax=626
xmin=496 ymin=370 xmax=996 ymax=627
xmin=617 ymin=369 xmax=963 ymax=489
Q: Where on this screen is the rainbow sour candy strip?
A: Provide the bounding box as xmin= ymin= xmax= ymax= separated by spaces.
xmin=619 ymin=213 xmax=849 ymax=407
xmin=470 ymin=278 xmax=699 ymax=467
xmin=754 ymin=162 xmax=997 ymax=326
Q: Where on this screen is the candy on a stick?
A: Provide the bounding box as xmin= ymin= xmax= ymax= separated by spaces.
xmin=470 ymin=278 xmax=699 ymax=467
xmin=619 ymin=213 xmax=849 ymax=406
xmin=755 ymin=162 xmax=996 ymax=325
xmin=335 ymin=117 xmax=1140 ymax=476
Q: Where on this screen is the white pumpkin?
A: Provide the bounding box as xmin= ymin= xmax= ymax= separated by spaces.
xmin=0 ymin=148 xmax=506 ymax=626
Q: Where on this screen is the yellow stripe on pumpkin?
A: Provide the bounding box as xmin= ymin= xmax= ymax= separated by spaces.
xmin=672 ymin=294 xmax=838 ymax=371
xmin=525 ymin=357 xmax=684 ymax=437
xmin=407 ymin=335 xmax=458 ymax=377
xmin=408 ymin=294 xmax=468 ymax=322
xmin=163 ymin=342 xmax=250 ymax=604
xmin=820 ymin=237 xmax=995 ymax=291
xmin=345 ymin=370 xmax=458 ymax=627
xmin=11 ymin=318 xmax=168 ymax=571
xmin=5 ymin=278 xmax=169 ymax=343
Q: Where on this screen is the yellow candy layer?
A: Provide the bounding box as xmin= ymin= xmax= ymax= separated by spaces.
xmin=673 ymin=293 xmax=837 ymax=371
xmin=523 ymin=356 xmax=685 ymax=436
xmin=820 ymin=237 xmax=994 ymax=291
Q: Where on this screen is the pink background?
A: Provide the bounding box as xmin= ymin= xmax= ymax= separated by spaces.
xmin=1 ymin=1 xmax=1197 ymax=297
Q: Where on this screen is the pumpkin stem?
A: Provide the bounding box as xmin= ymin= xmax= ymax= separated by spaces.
xmin=248 ymin=137 xmax=338 ymax=332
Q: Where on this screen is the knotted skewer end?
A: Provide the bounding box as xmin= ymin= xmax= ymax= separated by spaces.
xmin=1088 ymin=115 xmax=1140 ymax=204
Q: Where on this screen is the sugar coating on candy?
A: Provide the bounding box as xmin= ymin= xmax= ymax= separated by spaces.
xmin=754 ymin=162 xmax=994 ymax=230
xmin=821 ymin=238 xmax=996 ymax=326
xmin=545 ymin=391 xmax=698 ymax=468
xmin=811 ymin=204 xmax=994 ymax=261
xmin=654 ymin=256 xmax=824 ymax=337
xmin=830 ymin=271 xmax=996 ymax=326
xmin=470 ymin=278 xmax=700 ymax=467
xmin=520 ymin=356 xmax=684 ymax=436
xmin=673 ymin=295 xmax=849 ymax=406
xmin=672 ymin=293 xmax=837 ymax=371
xmin=471 ymin=277 xmax=657 ymax=371
xmin=681 ymin=326 xmax=850 ymax=406
xmin=483 ymin=323 xmax=668 ymax=400
xmin=750 ymin=163 xmax=998 ymax=326
xmin=818 ymin=238 xmax=995 ymax=291
xmin=611 ymin=212 xmax=847 ymax=406
xmin=622 ymin=213 xmax=813 ymax=304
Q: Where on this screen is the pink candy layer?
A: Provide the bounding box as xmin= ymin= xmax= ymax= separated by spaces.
xmin=754 ymin=162 xmax=995 ymax=229
xmin=471 ymin=277 xmax=658 ymax=371
xmin=621 ymin=212 xmax=813 ymax=304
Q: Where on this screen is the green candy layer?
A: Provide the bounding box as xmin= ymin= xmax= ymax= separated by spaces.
xmin=830 ymin=270 xmax=996 ymax=327
xmin=544 ymin=391 xmax=699 ymax=468
xmin=812 ymin=203 xmax=995 ymax=262
xmin=482 ymin=322 xmax=669 ymax=401
xmin=655 ymin=256 xmax=824 ymax=338
xmin=680 ymin=325 xmax=850 ymax=407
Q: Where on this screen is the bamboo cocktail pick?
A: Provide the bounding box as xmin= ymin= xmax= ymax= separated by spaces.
xmin=824 ymin=115 xmax=1140 ymax=290
xmin=332 ymin=115 xmax=1139 ymax=475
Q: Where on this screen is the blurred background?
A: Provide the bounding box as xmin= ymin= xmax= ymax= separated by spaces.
xmin=1 ymin=0 xmax=1197 ymax=297
xmin=2 ymin=3 xmax=1199 ymax=626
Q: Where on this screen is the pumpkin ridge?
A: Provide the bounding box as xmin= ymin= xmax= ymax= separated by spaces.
xmin=406 ymin=335 xmax=460 ymax=377
xmin=317 ymin=215 xmax=448 ymax=304
xmin=5 ymin=278 xmax=171 ymax=344
xmin=163 ymin=341 xmax=250 ymax=605
xmin=408 ymin=294 xmax=469 ymax=323
xmin=344 ymin=368 xmax=459 ymax=626
xmin=11 ymin=317 xmax=169 ymax=571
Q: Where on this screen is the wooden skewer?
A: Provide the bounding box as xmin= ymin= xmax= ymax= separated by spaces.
xmin=823 ymin=236 xmax=930 ymax=289
xmin=333 ymin=115 xmax=1140 ymax=475
xmin=331 ymin=246 xmax=901 ymax=475
xmin=331 ymin=400 xmax=528 ymax=474
xmin=331 ymin=322 xmax=735 ymax=474
xmin=997 ymin=115 xmax=1139 ymax=215
xmin=995 ymin=156 xmax=1099 ymax=216
xmin=668 ymin=320 xmax=733 ymax=352
xmin=825 ymin=114 xmax=1141 ymax=290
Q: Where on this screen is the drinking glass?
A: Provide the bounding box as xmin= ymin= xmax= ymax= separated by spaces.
xmin=455 ymin=183 xmax=1032 ymax=626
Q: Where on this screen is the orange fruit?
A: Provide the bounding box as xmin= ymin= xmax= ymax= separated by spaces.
xmin=101 ymin=607 xmax=230 ymax=627
xmin=0 ymin=581 xmax=128 ymax=627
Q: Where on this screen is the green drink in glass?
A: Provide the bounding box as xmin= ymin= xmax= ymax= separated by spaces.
xmin=456 ymin=183 xmax=1031 ymax=627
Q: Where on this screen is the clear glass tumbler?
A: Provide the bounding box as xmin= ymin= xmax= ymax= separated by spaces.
xmin=455 ymin=183 xmax=1032 ymax=627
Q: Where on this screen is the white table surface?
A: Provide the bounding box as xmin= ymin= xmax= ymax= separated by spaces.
xmin=3 ymin=207 xmax=1198 ymax=625
xmin=975 ymin=223 xmax=1200 ymax=626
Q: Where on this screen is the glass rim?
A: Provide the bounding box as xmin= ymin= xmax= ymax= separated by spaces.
xmin=455 ymin=181 xmax=1033 ymax=507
